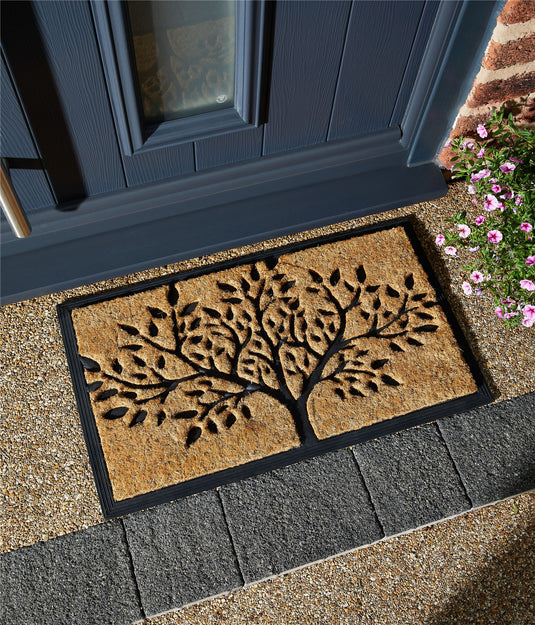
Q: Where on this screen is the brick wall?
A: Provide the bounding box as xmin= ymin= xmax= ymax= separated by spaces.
xmin=439 ymin=0 xmax=535 ymax=169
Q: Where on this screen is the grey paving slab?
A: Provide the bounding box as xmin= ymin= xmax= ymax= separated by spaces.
xmin=0 ymin=522 xmax=141 ymax=625
xmin=352 ymin=423 xmax=471 ymax=536
xmin=438 ymin=391 xmax=535 ymax=506
xmin=123 ymin=490 xmax=243 ymax=618
xmin=219 ymin=449 xmax=383 ymax=583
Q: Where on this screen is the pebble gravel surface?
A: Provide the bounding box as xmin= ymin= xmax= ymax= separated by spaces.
xmin=1 ymin=182 xmax=533 ymax=554
xmin=147 ymin=492 xmax=535 ymax=625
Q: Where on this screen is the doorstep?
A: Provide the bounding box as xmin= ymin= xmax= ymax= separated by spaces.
xmin=1 ymin=391 xmax=534 ymax=624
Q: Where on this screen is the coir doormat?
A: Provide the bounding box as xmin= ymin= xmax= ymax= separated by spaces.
xmin=59 ymin=219 xmax=492 ymax=518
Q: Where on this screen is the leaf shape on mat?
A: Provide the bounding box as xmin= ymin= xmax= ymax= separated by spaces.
xmin=356 ymin=265 xmax=366 ymax=283
xmin=129 ymin=410 xmax=147 ymax=427
xmin=156 ymin=410 xmax=166 ymax=426
xmin=280 ymin=280 xmax=295 ymax=294
xmin=242 ymin=404 xmax=252 ymax=420
xmin=223 ymin=297 xmax=243 ymax=305
xmin=157 ymin=356 xmax=166 ymax=369
xmin=330 ymin=268 xmax=341 ymax=286
xmin=119 ymin=324 xmax=139 ymax=336
xmin=386 ymin=285 xmax=400 ymax=298
xmin=186 ymin=426 xmax=202 ymax=447
xmin=148 ymin=307 xmax=167 ymax=319
xmin=226 ymin=413 xmax=237 ymax=428
xmin=264 ymin=255 xmax=279 ymax=270
xmin=133 ymin=356 xmax=146 ymax=367
xmin=381 ymin=374 xmax=400 ymax=387
xmin=103 ymin=407 xmax=129 ymax=420
xmin=309 ymin=269 xmax=323 ymax=283
xmin=80 ymin=356 xmax=101 ymax=372
xmin=203 ymin=307 xmax=221 ymax=319
xmin=389 ymin=342 xmax=404 ymax=352
xmin=148 ymin=321 xmax=158 ymax=337
xmin=241 ymin=277 xmax=251 ymax=292
xmin=96 ymin=389 xmax=118 ymax=401
xmin=250 ymin=265 xmax=260 ymax=281
xmin=122 ymin=344 xmax=142 ymax=352
xmin=87 ymin=381 xmax=103 ymax=392
xmin=414 ymin=324 xmax=439 ymax=333
xmin=168 ymin=283 xmax=179 ymax=306
xmin=121 ymin=391 xmax=137 ymax=399
xmin=207 ymin=420 xmax=218 ymax=434
xmin=217 ymin=282 xmax=237 ymax=293
xmin=407 ymin=337 xmax=424 ymax=347
xmin=112 ymin=359 xmax=123 ymax=374
xmin=405 ymin=274 xmax=415 ymax=290
xmin=371 ymin=359 xmax=389 ymax=369
xmin=190 ymin=317 xmax=201 ymax=331
xmin=180 ymin=301 xmax=199 ymax=316
xmin=173 ymin=410 xmax=198 ymax=419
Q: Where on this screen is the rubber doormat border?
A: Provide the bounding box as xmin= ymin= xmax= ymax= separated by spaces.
xmin=58 ymin=217 xmax=492 ymax=519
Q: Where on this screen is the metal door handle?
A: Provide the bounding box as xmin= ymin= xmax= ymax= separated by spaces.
xmin=1 ymin=158 xmax=31 ymax=238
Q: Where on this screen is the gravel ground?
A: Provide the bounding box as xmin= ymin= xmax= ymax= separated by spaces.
xmin=1 ymin=182 xmax=534 ymax=553
xmin=146 ymin=492 xmax=535 ymax=625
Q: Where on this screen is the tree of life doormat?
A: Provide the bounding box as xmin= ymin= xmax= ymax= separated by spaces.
xmin=58 ymin=219 xmax=492 ymax=518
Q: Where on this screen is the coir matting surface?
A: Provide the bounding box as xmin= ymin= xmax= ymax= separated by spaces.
xmin=59 ymin=219 xmax=492 ymax=518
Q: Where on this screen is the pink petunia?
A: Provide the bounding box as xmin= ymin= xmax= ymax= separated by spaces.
xmin=487 ymin=230 xmax=503 ymax=243
xmin=526 ymin=255 xmax=535 ymax=266
xmin=491 ymin=184 xmax=501 ymax=193
xmin=470 ymin=168 xmax=491 ymax=182
xmin=520 ymin=280 xmax=535 ymax=291
xmin=477 ymin=124 xmax=488 ymax=138
xmin=435 ymin=233 xmax=445 ymax=246
xmin=470 ymin=270 xmax=485 ymax=283
xmin=500 ymin=189 xmax=514 ymax=200
xmin=444 ymin=246 xmax=457 ymax=256
xmin=462 ymin=281 xmax=472 ymax=295
xmin=462 ymin=139 xmax=475 ymax=151
xmin=468 ymin=184 xmax=477 ymax=194
xmin=457 ymin=224 xmax=471 ymax=238
xmin=499 ymin=162 xmax=516 ymax=173
xmin=523 ymin=304 xmax=535 ymax=321
xmin=494 ymin=307 xmax=504 ymax=319
xmin=520 ymin=222 xmax=533 ymax=233
xmin=483 ymin=194 xmax=500 ymax=211
xmin=469 ymin=246 xmax=480 ymax=252
xmin=475 ymin=215 xmax=485 ymax=226
xmin=515 ymin=195 xmax=523 ymax=206
xmin=522 ymin=317 xmax=534 ymax=327
xmin=476 ymin=148 xmax=486 ymax=159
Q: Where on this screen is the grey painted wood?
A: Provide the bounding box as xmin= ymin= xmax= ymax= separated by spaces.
xmin=0 ymin=56 xmax=37 ymax=159
xmin=122 ymin=144 xmax=195 ymax=187
xmin=328 ymin=1 xmax=424 ymax=141
xmin=195 ymin=127 xmax=263 ymax=171
xmin=262 ymin=1 xmax=350 ymax=155
xmin=9 ymin=169 xmax=55 ymax=213
xmin=390 ymin=0 xmax=440 ymax=128
xmin=30 ymin=0 xmax=125 ymax=197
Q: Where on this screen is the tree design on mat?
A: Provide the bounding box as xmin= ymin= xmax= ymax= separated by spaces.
xmin=80 ymin=256 xmax=441 ymax=447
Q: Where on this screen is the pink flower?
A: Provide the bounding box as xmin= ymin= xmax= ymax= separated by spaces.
xmin=504 ymin=312 xmax=519 ymax=319
xmin=462 ymin=139 xmax=475 ymax=151
xmin=494 ymin=307 xmax=504 ymax=318
xmin=444 ymin=139 xmax=452 ymax=148
xmin=522 ymin=317 xmax=534 ymax=327
xmin=487 ymin=230 xmax=503 ymax=243
xmin=435 ymin=233 xmax=445 ymax=246
xmin=520 ymin=280 xmax=535 ymax=291
xmin=462 ymin=281 xmax=472 ymax=295
xmin=499 ymin=162 xmax=516 ymax=173
xmin=483 ymin=194 xmax=500 ymax=211
xmin=491 ymin=184 xmax=501 ymax=193
xmin=471 ymin=168 xmax=491 ymax=182
xmin=472 ymin=198 xmax=478 ymax=205
xmin=444 ymin=246 xmax=457 ymax=256
xmin=520 ymin=222 xmax=533 ymax=233
xmin=475 ymin=288 xmax=482 ymax=296
xmin=470 ymin=270 xmax=485 ymax=283
xmin=457 ymin=224 xmax=471 ymax=238
xmin=477 ymin=124 xmax=488 ymax=138
xmin=515 ymin=195 xmax=523 ymax=206
xmin=476 ymin=148 xmax=486 ymax=158
xmin=475 ymin=215 xmax=485 ymax=226
xmin=468 ymin=184 xmax=477 ymax=194
xmin=500 ymin=189 xmax=513 ymax=200
xmin=469 ymin=246 xmax=480 ymax=252
xmin=523 ymin=304 xmax=535 ymax=321
xmin=510 ymin=158 xmax=523 ymax=164
xmin=526 ymin=255 xmax=535 ymax=266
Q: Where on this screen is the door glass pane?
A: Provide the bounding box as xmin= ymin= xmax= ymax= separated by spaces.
xmin=127 ymin=1 xmax=235 ymax=124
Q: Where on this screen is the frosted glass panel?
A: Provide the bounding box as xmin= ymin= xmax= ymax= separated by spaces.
xmin=128 ymin=1 xmax=235 ymax=123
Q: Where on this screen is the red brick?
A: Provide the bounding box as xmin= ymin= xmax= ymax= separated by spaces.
xmin=482 ymin=34 xmax=535 ymax=70
xmin=498 ymin=0 xmax=535 ymax=24
xmin=467 ymin=72 xmax=535 ymax=107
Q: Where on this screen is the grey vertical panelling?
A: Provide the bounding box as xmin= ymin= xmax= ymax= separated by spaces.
xmin=0 ymin=56 xmax=38 ymax=158
xmin=262 ymin=1 xmax=350 ymax=155
xmin=328 ymin=1 xmax=424 ymax=141
xmin=122 ymin=143 xmax=195 ymax=187
xmin=0 ymin=56 xmax=55 ymax=211
xmin=30 ymin=0 xmax=125 ymax=196
xmin=195 ymin=127 xmax=263 ymax=171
